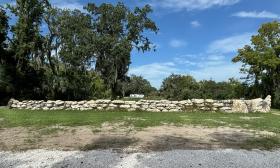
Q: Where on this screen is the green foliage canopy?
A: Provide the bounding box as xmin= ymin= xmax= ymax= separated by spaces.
xmin=160 ymin=74 xmax=200 ymax=100
xmin=123 ymin=75 xmax=156 ymax=96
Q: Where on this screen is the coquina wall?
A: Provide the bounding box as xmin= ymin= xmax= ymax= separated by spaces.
xmin=8 ymin=96 xmax=271 ymax=113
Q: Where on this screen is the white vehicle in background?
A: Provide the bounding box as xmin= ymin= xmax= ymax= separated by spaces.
xmin=129 ymin=94 xmax=145 ymax=99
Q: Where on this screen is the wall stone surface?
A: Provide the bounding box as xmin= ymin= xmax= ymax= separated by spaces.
xmin=8 ymin=95 xmax=271 ymax=113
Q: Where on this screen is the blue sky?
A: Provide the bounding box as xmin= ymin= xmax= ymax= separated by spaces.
xmin=2 ymin=0 xmax=280 ymax=88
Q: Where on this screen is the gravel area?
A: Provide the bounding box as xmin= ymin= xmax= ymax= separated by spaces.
xmin=1 ymin=149 xmax=280 ymax=168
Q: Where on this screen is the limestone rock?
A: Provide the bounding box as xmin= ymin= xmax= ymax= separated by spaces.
xmin=250 ymin=97 xmax=270 ymax=113
xmin=108 ymin=104 xmax=118 ymax=108
xmin=112 ymin=100 xmax=125 ymax=104
xmin=263 ymin=95 xmax=271 ymax=112
xmin=125 ymin=101 xmax=136 ymax=105
xmin=46 ymin=103 xmax=53 ymax=108
xmin=96 ymin=100 xmax=111 ymax=104
xmin=131 ymin=104 xmax=140 ymax=109
xmin=213 ymin=103 xmax=224 ymax=107
xmin=205 ymin=99 xmax=214 ymax=103
xmin=192 ymin=99 xmax=204 ymax=104
xmin=179 ymin=100 xmax=192 ymax=105
xmin=232 ymin=100 xmax=248 ymax=113
xmin=120 ymin=105 xmax=130 ymax=109
xmin=55 ymin=100 xmax=64 ymax=106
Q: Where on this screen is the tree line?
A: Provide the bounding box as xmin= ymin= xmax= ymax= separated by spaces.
xmin=0 ymin=0 xmax=158 ymax=103
xmin=125 ymin=74 xmax=248 ymax=100
xmin=0 ymin=1 xmax=279 ymax=108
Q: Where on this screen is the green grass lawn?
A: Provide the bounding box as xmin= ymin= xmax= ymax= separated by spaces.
xmin=1 ymin=108 xmax=280 ymax=133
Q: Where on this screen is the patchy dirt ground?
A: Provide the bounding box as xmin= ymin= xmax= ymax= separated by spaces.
xmin=0 ymin=124 xmax=276 ymax=152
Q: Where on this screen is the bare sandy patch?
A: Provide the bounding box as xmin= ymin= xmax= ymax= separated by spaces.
xmin=0 ymin=124 xmax=276 ymax=152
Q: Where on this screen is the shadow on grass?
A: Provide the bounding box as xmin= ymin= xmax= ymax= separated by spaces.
xmin=81 ymin=132 xmax=280 ymax=152
xmin=240 ymin=136 xmax=280 ymax=150
xmin=81 ymin=136 xmax=138 ymax=151
xmin=142 ymin=136 xmax=213 ymax=151
xmin=143 ymin=133 xmax=280 ymax=151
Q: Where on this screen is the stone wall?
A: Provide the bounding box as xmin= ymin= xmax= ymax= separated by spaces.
xmin=8 ymin=95 xmax=271 ymax=113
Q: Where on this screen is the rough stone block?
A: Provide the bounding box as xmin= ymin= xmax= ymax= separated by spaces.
xmin=192 ymin=99 xmax=204 ymax=104
xmin=112 ymin=100 xmax=125 ymax=104
xmin=120 ymin=105 xmax=130 ymax=109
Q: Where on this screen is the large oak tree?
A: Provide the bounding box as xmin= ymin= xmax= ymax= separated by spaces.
xmin=233 ymin=21 xmax=280 ymax=107
xmin=86 ymin=3 xmax=158 ymax=98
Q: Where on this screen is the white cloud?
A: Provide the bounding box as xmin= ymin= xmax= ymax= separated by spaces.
xmin=207 ymin=32 xmax=253 ymax=54
xmin=190 ymin=63 xmax=242 ymax=81
xmin=207 ymin=54 xmax=225 ymax=61
xmin=174 ymin=57 xmax=198 ymax=66
xmin=129 ymin=62 xmax=181 ymax=88
xmin=175 ymin=53 xmax=226 ymax=68
xmin=174 ymin=54 xmax=200 ymax=66
xmin=152 ymin=0 xmax=240 ymax=11
xmin=190 ymin=20 xmax=201 ymax=27
xmin=169 ymin=39 xmax=187 ymax=48
xmin=232 ymin=11 xmax=280 ymax=19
